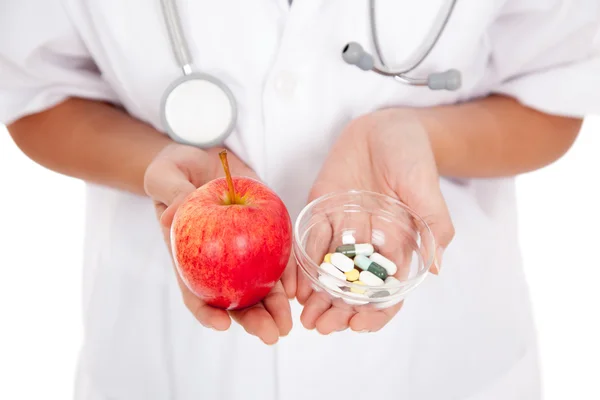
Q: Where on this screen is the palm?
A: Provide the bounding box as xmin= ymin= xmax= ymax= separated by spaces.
xmin=297 ymin=109 xmax=448 ymax=334
xmin=310 ymin=111 xmax=437 ymax=202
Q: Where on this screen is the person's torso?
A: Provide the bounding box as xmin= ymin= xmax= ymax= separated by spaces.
xmin=67 ymin=1 xmax=539 ymax=399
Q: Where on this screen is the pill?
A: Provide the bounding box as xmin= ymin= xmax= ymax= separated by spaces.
xmin=369 ymin=252 xmax=398 ymax=275
xmin=359 ymin=270 xmax=384 ymax=286
xmin=344 ymin=268 xmax=360 ymax=282
xmin=367 ymin=264 xmax=387 ymax=280
xmin=324 ymin=253 xmax=332 ymax=264
xmin=370 ymin=290 xmax=391 ymax=298
xmin=335 ymin=243 xmax=374 ymax=257
xmin=353 ymin=255 xmax=371 ymax=270
xmin=330 ymin=252 xmax=354 ymax=272
xmin=319 ymin=275 xmax=343 ymax=296
xmin=353 ymin=255 xmax=388 ymax=280
xmin=350 ymin=280 xmax=366 ymax=294
xmin=342 ymin=232 xmax=356 ymax=245
xmin=319 ymin=262 xmax=346 ymax=281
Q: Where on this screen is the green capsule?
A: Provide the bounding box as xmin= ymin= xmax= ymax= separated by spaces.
xmin=354 ymin=255 xmax=388 ymax=280
xmin=368 ymin=263 xmax=388 ymax=280
xmin=336 ymin=243 xmax=374 ymax=258
xmin=336 ymin=244 xmax=356 ymax=257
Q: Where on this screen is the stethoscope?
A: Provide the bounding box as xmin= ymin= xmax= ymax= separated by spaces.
xmin=159 ymin=0 xmax=461 ymax=148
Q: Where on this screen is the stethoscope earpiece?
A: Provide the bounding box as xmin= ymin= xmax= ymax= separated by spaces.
xmin=427 ymin=69 xmax=461 ymax=91
xmin=342 ymin=42 xmax=375 ymax=71
xmin=342 ymin=0 xmax=462 ymax=91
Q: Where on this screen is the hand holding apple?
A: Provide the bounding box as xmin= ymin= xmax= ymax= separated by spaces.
xmin=144 ymin=143 xmax=293 ymax=344
xmin=171 ymin=151 xmax=292 ymax=310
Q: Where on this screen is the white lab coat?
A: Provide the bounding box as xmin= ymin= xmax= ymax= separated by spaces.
xmin=2 ymin=1 xmax=599 ymax=399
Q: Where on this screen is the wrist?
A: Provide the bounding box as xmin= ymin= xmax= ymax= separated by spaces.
xmin=397 ymin=107 xmax=456 ymax=177
xmin=123 ymin=124 xmax=175 ymax=195
xmin=375 ymin=106 xmax=451 ymax=175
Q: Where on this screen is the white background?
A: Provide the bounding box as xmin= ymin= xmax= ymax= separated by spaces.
xmin=1 ymin=118 xmax=599 ymax=399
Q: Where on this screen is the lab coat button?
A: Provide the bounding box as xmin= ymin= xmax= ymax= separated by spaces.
xmin=273 ymin=71 xmax=297 ymax=99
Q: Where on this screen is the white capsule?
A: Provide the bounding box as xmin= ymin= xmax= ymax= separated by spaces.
xmin=369 ymin=253 xmax=398 ymax=275
xmin=319 ymin=275 xmax=343 ymax=297
xmin=330 ymin=253 xmax=354 ymax=272
xmin=355 ymin=243 xmax=375 ymax=256
xmin=359 ymin=270 xmax=384 ymax=286
xmin=319 ymin=262 xmax=346 ymax=280
xmin=384 ymin=276 xmax=402 ymax=294
xmin=342 ymin=232 xmax=356 ymax=245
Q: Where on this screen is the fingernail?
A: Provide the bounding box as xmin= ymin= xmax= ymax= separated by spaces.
xmin=434 ymin=247 xmax=445 ymax=274
xmin=358 ymin=329 xmax=370 ymax=334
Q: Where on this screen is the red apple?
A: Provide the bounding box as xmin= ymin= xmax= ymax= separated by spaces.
xmin=170 ymin=151 xmax=292 ymax=310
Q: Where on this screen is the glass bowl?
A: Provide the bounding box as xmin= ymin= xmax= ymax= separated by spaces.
xmin=293 ymin=190 xmax=436 ymax=310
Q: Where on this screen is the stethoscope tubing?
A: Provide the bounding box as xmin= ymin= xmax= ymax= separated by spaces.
xmin=160 ymin=0 xmax=194 ymax=75
xmin=369 ymin=0 xmax=458 ymax=76
xmin=157 ymin=0 xmax=460 ymax=147
xmin=161 ymin=0 xmax=457 ymax=80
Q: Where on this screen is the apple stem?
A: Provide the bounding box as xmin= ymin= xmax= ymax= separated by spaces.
xmin=219 ymin=150 xmax=237 ymax=205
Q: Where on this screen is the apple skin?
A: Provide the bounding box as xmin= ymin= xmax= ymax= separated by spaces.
xmin=170 ymin=176 xmax=292 ymax=310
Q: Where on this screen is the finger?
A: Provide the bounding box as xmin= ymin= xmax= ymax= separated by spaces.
xmin=281 ymin=255 xmax=297 ymax=299
xmin=296 ymin=269 xmax=313 ymax=306
xmin=263 ymin=282 xmax=293 ymax=337
xmin=159 ymin=196 xmax=190 ymax=229
xmin=296 ymin=244 xmax=315 ymax=305
xmin=313 ymin=199 xmax=369 ymax=336
xmin=299 ymin=291 xmax=333 ymax=331
xmin=144 ymin=158 xmax=198 ymax=207
xmin=397 ymin=235 xmax=415 ymax=280
xmin=349 ymin=301 xmax=403 ymax=333
xmin=385 ymin=214 xmax=416 ymax=281
xmin=314 ymin=306 xmax=355 ymax=335
xmin=410 ymin=186 xmax=454 ymax=274
xmin=166 ymin=208 xmax=231 ymax=330
xmin=230 ymin=302 xmax=280 ymax=345
xmin=366 ymin=196 xmax=413 ymax=282
xmin=296 ymin=219 xmax=332 ymax=305
xmin=407 ymin=202 xmax=444 ymax=276
xmin=385 ymin=124 xmax=454 ymax=274
xmin=333 ymin=192 xmax=373 ymax=245
xmin=178 ymin=276 xmax=232 ymax=331
xmin=153 ymin=202 xmax=171 ymax=245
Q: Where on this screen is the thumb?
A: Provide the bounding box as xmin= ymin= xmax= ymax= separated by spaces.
xmin=144 ymin=159 xmax=197 ymax=229
xmin=159 ymin=195 xmax=193 ymax=230
xmin=406 ymin=184 xmax=454 ymax=275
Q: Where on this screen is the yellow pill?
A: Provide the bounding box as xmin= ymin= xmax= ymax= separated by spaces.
xmin=345 ymin=269 xmax=360 ymax=282
xmin=350 ymin=281 xmax=366 ymax=294
xmin=324 ymin=253 xmax=332 ymax=264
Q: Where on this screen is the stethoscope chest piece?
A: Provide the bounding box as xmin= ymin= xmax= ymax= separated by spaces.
xmin=161 ymin=73 xmax=237 ymax=148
